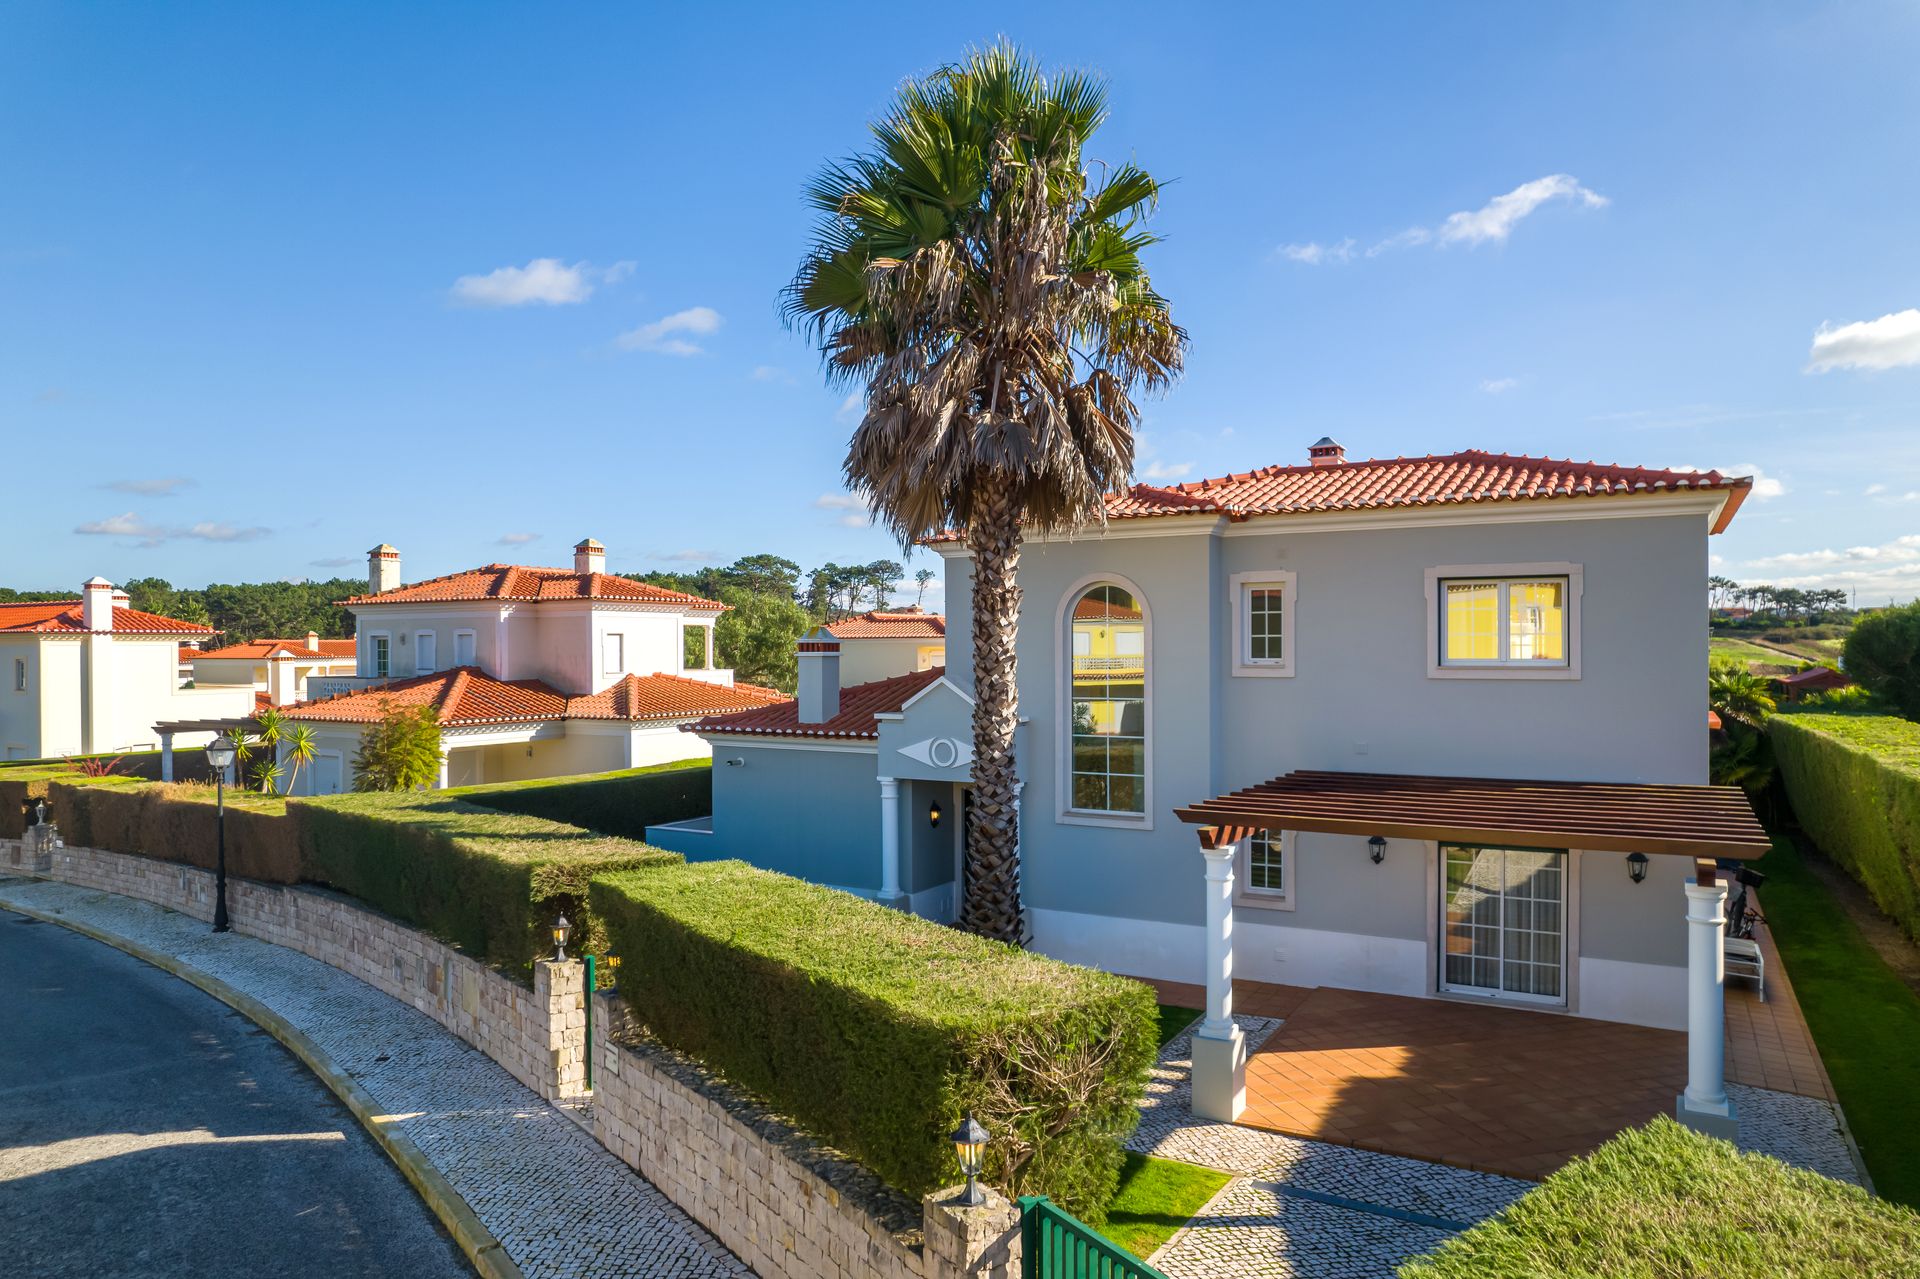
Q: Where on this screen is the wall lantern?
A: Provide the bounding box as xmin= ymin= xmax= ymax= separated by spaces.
xmin=1627 ymin=852 xmax=1650 ymax=885
xmin=950 ymin=1113 xmax=989 ymax=1206
xmin=552 ymin=913 xmax=572 ymax=961
xmin=1367 ymin=835 xmax=1387 ymax=865
xmin=929 ymin=799 xmax=943 ymax=828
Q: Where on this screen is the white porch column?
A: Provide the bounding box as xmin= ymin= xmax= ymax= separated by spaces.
xmin=878 ymin=775 xmax=902 ymax=902
xmin=703 ymin=624 xmax=715 ymax=671
xmin=435 ymin=751 xmax=451 ymax=791
xmin=1191 ymin=837 xmax=1248 ymax=1122
xmin=159 ymin=731 xmax=175 ymax=783
xmin=1676 ymin=872 xmax=1739 ymax=1139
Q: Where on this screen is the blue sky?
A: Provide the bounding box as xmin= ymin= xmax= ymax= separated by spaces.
xmin=4 ymin=2 xmax=1917 ymax=606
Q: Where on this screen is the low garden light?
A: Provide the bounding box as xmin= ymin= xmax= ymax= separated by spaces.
xmin=552 ymin=913 xmax=572 ymax=961
xmin=929 ymin=798 xmax=943 ymax=828
xmin=1368 ymin=835 xmax=1387 ymax=865
xmin=1627 ymin=852 xmax=1650 ymax=884
xmin=950 ymin=1114 xmax=989 ymax=1206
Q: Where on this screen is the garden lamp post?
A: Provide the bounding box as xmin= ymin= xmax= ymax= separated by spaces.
xmin=950 ymin=1114 xmax=989 ymax=1206
xmin=205 ymin=733 xmax=236 ymax=933
xmin=552 ymin=913 xmax=572 ymax=961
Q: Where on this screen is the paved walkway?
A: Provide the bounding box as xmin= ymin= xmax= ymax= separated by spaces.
xmin=0 ymin=878 xmax=750 ymax=1279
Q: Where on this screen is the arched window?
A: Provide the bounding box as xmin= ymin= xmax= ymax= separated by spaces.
xmin=1067 ymin=582 xmax=1147 ymax=815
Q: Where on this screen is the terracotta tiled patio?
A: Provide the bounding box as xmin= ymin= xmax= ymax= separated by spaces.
xmin=1136 ymin=900 xmax=1831 ymax=1181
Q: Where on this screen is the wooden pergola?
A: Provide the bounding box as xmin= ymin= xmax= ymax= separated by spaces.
xmin=1174 ymin=770 xmax=1770 ymax=860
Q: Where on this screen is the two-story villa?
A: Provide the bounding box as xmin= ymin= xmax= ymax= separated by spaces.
xmin=188 ymin=632 xmax=358 ymax=710
xmin=279 ymin=539 xmax=783 ymax=793
xmin=650 ymin=442 xmax=1768 ymax=1134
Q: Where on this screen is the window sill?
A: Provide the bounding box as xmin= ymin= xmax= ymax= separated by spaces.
xmin=1057 ymin=808 xmax=1154 ymax=832
xmin=1427 ymin=664 xmax=1579 ymax=681
xmin=1234 ymin=891 xmax=1295 ymax=913
xmin=1231 ymin=663 xmax=1295 ymax=679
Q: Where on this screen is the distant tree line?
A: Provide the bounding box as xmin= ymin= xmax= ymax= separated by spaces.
xmin=0 ymin=577 xmax=363 ymax=643
xmin=1708 ymin=576 xmax=1851 ymax=624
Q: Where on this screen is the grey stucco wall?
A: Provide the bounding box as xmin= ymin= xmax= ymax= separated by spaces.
xmin=904 ymin=778 xmax=957 ymax=894
xmin=689 ymin=742 xmax=883 ymax=891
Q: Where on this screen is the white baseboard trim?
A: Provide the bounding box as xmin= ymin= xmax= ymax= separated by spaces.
xmin=1577 ymin=956 xmax=1687 ymax=1030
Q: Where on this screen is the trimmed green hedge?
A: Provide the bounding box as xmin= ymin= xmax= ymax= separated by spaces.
xmin=293 ymin=792 xmax=681 ymax=976
xmin=589 ymin=860 xmax=1157 ymax=1219
xmin=44 ymin=779 xmax=300 ymax=883
xmin=1772 ymin=712 xmax=1920 ymax=939
xmin=448 ymin=760 xmax=711 ymax=841
xmin=1399 ymin=1117 xmax=1920 ymax=1277
xmin=0 ymin=770 xmax=59 ymax=838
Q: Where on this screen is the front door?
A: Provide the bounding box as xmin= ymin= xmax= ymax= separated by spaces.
xmin=1439 ymin=846 xmax=1567 ymax=1005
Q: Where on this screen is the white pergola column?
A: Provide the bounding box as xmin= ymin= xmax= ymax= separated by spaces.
xmin=878 ymin=775 xmax=902 ymax=902
xmin=703 ymin=624 xmax=716 ymax=671
xmin=435 ymin=751 xmax=451 ymax=791
xmin=159 ymin=731 xmax=175 ymax=783
xmin=1676 ymin=872 xmax=1739 ymax=1139
xmin=1191 ymin=836 xmax=1247 ymax=1122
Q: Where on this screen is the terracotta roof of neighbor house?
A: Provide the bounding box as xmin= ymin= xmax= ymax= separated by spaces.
xmin=933 ymin=450 xmax=1752 ymax=540
xmin=1773 ymin=667 xmax=1849 ymax=689
xmin=689 ymin=667 xmax=946 ymax=740
xmin=0 ymin=601 xmax=218 ymax=636
xmin=565 ymin=673 xmax=788 ymax=722
xmin=281 ymin=667 xmax=570 ymax=727
xmin=824 ymin=608 xmax=947 ymax=640
xmin=193 ymin=638 xmax=358 ymax=662
xmin=338 ymin=564 xmax=725 ymax=611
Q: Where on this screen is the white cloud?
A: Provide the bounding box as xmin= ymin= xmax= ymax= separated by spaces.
xmin=76 ymin=512 xmax=269 ymax=547
xmin=1366 ymin=227 xmax=1432 ymax=257
xmin=1866 ymin=483 xmax=1887 ymax=495
xmin=657 ymin=548 xmax=720 ymax=563
xmin=616 ymin=306 xmax=723 ymax=356
xmin=181 ymin=521 xmax=270 ymax=543
xmin=1139 ymin=459 xmax=1195 ymax=482
xmin=1747 ymin=534 xmax=1920 ymax=573
xmin=1807 ymin=308 xmax=1920 ymax=373
xmin=1274 ymin=239 xmax=1354 ymax=266
xmin=1433 ymin=175 xmax=1608 ymax=247
xmin=815 ymin=492 xmax=872 ymax=528
xmin=834 ymin=392 xmax=864 ymax=424
xmin=452 ymin=258 xmax=597 ymax=307
xmin=103 ymin=476 xmax=194 ymax=496
xmin=1670 ymin=461 xmax=1784 ymax=500
xmin=750 ymin=365 xmax=794 ymax=384
xmin=496 ymin=532 xmax=539 ymax=546
xmin=76 ymin=512 xmax=162 ymax=541
xmin=1480 ymin=377 xmax=1519 ymax=394
xmin=310 ymin=556 xmax=359 ymax=569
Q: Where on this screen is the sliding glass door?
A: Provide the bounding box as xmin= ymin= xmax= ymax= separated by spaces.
xmin=1440 ymin=846 xmax=1567 ymax=1004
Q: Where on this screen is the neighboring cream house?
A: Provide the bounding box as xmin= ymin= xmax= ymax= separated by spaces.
xmin=278 ymin=540 xmax=783 ymax=793
xmin=825 ymin=607 xmax=946 ymax=684
xmin=0 ymin=578 xmax=255 ymax=759
xmin=188 ymin=632 xmax=357 ymax=710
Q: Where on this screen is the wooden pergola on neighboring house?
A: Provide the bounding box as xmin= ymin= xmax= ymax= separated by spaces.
xmin=153 ymin=717 xmax=261 ymax=783
xmin=1173 ymin=770 xmax=1770 ymax=1140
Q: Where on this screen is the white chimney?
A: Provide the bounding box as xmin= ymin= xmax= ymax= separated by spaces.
xmin=368 ymin=544 xmax=401 ymax=594
xmin=796 ymin=628 xmax=841 ymax=724
xmin=1308 ymin=436 xmax=1347 ymax=467
xmin=306 ymin=630 xmax=321 ymax=651
xmin=574 ymin=538 xmax=606 ymax=575
xmin=81 ymin=576 xmax=115 ymax=631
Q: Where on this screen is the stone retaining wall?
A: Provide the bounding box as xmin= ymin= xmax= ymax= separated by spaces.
xmin=3 ymin=837 xmax=586 ymax=1101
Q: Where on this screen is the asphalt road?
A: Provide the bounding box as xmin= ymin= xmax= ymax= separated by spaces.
xmin=0 ymin=908 xmax=474 ymax=1279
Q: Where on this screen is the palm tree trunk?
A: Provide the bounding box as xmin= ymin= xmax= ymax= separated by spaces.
xmin=961 ymin=482 xmax=1027 ymax=944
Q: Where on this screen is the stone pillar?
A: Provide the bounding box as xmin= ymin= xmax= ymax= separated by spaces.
xmin=1677 ymin=875 xmax=1738 ymax=1138
xmin=535 ymin=958 xmax=588 ymax=1100
xmin=878 ymin=776 xmax=902 ymax=902
xmin=922 ymin=1186 xmax=1021 ymax=1279
xmin=1191 ymin=838 xmax=1247 ymax=1122
xmin=159 ymin=731 xmax=175 ymax=783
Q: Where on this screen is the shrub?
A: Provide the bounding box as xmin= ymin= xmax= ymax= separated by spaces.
xmin=1844 ymin=601 xmax=1920 ymax=719
xmin=589 ymin=861 xmax=1157 ymax=1219
xmin=351 ymin=700 xmax=443 ymax=791
xmin=0 ymin=771 xmax=58 ymax=838
xmin=139 ymin=784 xmax=301 ymax=883
xmin=47 ymin=777 xmax=150 ymax=851
xmin=1772 ymin=712 xmax=1920 ymax=939
xmin=1399 ymin=1117 xmax=1920 ymax=1278
xmin=292 ymin=792 xmax=680 ymax=976
xmin=449 ymin=761 xmax=712 ymax=841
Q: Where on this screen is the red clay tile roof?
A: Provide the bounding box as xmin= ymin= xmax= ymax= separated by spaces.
xmin=281 ymin=667 xmax=569 ymax=727
xmin=338 ymin=564 xmax=725 ymax=611
xmin=932 ymin=450 xmax=1752 ymax=539
xmin=689 ymin=667 xmax=945 ymax=740
xmin=824 ymin=609 xmax=947 ymax=640
xmin=0 ymin=601 xmax=217 ymax=636
xmin=193 ymin=638 xmax=357 ymax=662
xmin=565 ymin=673 xmax=788 ymax=722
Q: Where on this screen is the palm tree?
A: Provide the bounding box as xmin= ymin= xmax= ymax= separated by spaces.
xmin=785 ymin=43 xmax=1185 ymax=942
xmin=282 ymin=725 xmax=319 ymax=795
xmin=227 ymin=727 xmax=254 ymax=787
xmin=1710 ymin=660 xmax=1776 ymax=729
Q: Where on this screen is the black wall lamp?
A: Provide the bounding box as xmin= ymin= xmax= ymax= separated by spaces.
xmin=1627 ymin=852 xmax=1650 ymax=884
xmin=1368 ymin=835 xmax=1387 ymax=864
xmin=929 ymin=798 xmax=943 ymax=828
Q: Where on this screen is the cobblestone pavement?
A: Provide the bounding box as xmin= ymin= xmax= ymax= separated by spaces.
xmin=1 ymin=879 xmax=751 ymax=1279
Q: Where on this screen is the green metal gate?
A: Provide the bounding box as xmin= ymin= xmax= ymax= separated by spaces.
xmin=1019 ymin=1195 xmax=1170 ymax=1279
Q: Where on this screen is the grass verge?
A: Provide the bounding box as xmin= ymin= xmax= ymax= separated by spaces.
xmin=1156 ymin=1004 xmax=1203 ymax=1047
xmin=1757 ymin=830 xmax=1920 ymax=1205
xmin=1102 ymin=1152 xmax=1230 ymax=1263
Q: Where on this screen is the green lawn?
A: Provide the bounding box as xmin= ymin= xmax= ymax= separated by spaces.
xmin=1758 ymin=831 xmax=1920 ymax=1205
xmin=1156 ymin=1003 xmax=1203 ymax=1046
xmin=1102 ymin=1152 xmax=1230 ymax=1263
xmin=1709 ymin=635 xmax=1796 ymax=670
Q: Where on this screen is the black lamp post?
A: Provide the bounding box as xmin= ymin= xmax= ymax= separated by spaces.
xmin=205 ymin=733 xmax=237 ymax=933
xmin=552 ymin=913 xmax=572 ymax=961
xmin=950 ymin=1114 xmax=989 ymax=1206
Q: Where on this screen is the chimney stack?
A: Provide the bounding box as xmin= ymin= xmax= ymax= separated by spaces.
xmin=81 ymin=576 xmax=115 ymax=631
xmin=795 ymin=628 xmax=841 ymax=724
xmin=574 ymin=538 xmax=606 ymax=576
xmin=306 ymin=630 xmax=321 ymax=651
xmin=1308 ymin=437 xmax=1346 ymax=467
xmin=368 ymin=544 xmax=401 ymax=594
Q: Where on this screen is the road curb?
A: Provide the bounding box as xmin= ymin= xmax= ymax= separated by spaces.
xmin=1 ymin=893 xmax=526 ymax=1279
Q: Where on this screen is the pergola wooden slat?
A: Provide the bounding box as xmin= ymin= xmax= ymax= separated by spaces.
xmin=1174 ymin=769 xmax=1770 ymax=860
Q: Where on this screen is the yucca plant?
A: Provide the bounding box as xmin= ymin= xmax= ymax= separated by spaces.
xmin=282 ymin=725 xmax=320 ymax=794
xmin=785 ymin=43 xmax=1185 ymax=942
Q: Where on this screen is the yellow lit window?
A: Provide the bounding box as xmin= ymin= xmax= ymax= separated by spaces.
xmin=1441 ymin=577 xmax=1569 ymax=667
xmin=1444 ymin=583 xmax=1499 ymax=662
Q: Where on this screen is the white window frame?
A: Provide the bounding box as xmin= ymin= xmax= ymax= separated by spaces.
xmin=367 ymin=632 xmax=391 ymax=678
xmin=604 ymin=632 xmax=625 ymax=675
xmin=1230 ymin=569 xmax=1297 ymax=677
xmin=415 ymin=630 xmax=437 ymax=675
xmin=1236 ymin=829 xmax=1295 ymax=911
xmin=13 ymin=658 xmax=25 ymax=692
xmin=1055 ymin=572 xmax=1153 ymax=830
xmin=1425 ymin=562 xmax=1582 ymax=680
xmin=452 ymin=629 xmax=476 ymax=668
xmin=1434 ymin=844 xmax=1572 ymax=1008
